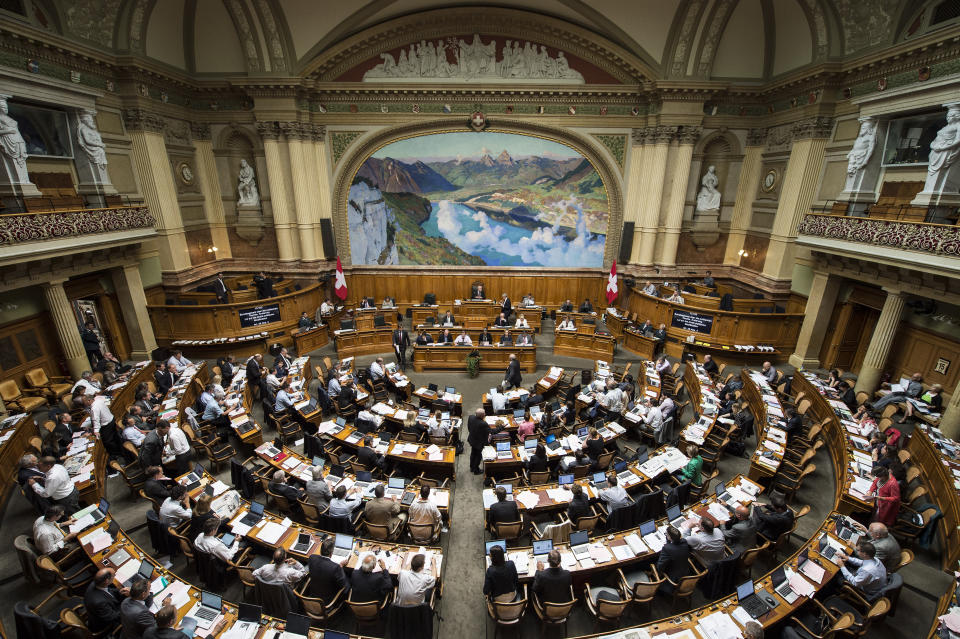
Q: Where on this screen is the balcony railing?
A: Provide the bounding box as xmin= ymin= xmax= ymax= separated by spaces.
xmin=797 ymin=213 xmax=960 ymax=257
xmin=0 ymin=205 xmax=155 ymax=246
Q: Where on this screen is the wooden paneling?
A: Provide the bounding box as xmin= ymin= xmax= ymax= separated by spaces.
xmin=0 ymin=415 xmax=34 ymax=514
xmin=740 ymin=234 xmax=769 ymax=272
xmin=0 ymin=313 xmax=66 ymax=388
xmin=553 ymin=331 xmax=615 ymax=361
xmin=186 ymin=228 xmax=216 ymax=266
xmin=675 ymin=232 xmax=729 ymax=264
xmin=335 ymin=328 xmax=396 ymax=358
xmin=412 ymin=344 xmax=536 ymax=373
xmin=887 ymin=323 xmax=960 ymax=397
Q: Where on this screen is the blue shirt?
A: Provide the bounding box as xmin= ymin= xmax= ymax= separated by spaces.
xmin=840 ymin=556 xmax=886 ymax=600
xmin=328 ymin=377 xmax=341 ymax=398
xmin=202 ymin=399 xmax=222 ymax=421
xmin=276 ymin=389 xmax=295 ymax=412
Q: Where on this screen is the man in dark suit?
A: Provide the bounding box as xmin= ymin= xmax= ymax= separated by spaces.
xmin=472 ymin=283 xmax=485 ymax=299
xmin=216 ymin=356 xmax=235 ymax=381
xmin=487 ymin=486 xmax=520 ymax=530
xmin=121 ymin=578 xmax=161 ymax=639
xmin=532 ymin=550 xmax=572 ymax=603
xmin=356 ymin=436 xmax=386 ymax=472
xmin=273 ymin=347 xmax=292 ymax=378
xmin=143 ymin=466 xmax=172 ymax=503
xmin=144 ymin=604 xmax=204 ymax=639
xmin=253 ymin=271 xmax=275 ymax=299
xmin=338 ymin=379 xmax=357 ymax=409
xmin=154 ymin=363 xmax=176 ymax=397
xmin=504 ymin=353 xmax=522 ymax=390
xmin=393 ymin=323 xmax=410 ymax=371
xmin=350 ymin=555 xmax=393 ymax=602
xmin=246 ymin=354 xmax=264 ymax=395
xmin=560 ymin=299 xmax=574 ymax=312
xmin=80 ymin=321 xmax=102 ymax=367
xmin=579 ymin=298 xmax=593 ymax=313
xmin=500 ymin=293 xmax=512 ymax=319
xmin=467 ymin=408 xmax=502 ymax=475
xmin=268 ymin=470 xmax=304 ymax=518
xmin=309 ymin=537 xmax=350 ymax=600
xmin=656 ymin=526 xmax=691 ymax=593
xmin=783 ymin=409 xmax=804 ymax=442
xmin=702 ymin=354 xmax=719 ymax=376
xmin=734 ymin=402 xmax=755 ymax=440
xmin=17 ymin=453 xmax=48 ymax=513
xmin=84 ymin=568 xmax=127 ymax=634
xmin=566 ymin=483 xmax=593 ymax=524
xmin=653 ymin=323 xmax=667 ymax=342
xmin=139 ymin=421 xmax=169 ymax=469
xmin=754 ymin=493 xmax=794 ymax=542
xmin=212 ymin=273 xmax=229 ymax=303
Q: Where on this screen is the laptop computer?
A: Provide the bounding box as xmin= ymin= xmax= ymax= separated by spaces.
xmin=239 ymin=501 xmax=265 ymax=526
xmin=771 ymin=566 xmax=798 ymax=603
xmin=237 ymin=603 xmax=262 ymax=624
xmin=715 ymin=483 xmax=736 ymax=507
xmin=485 ymin=540 xmax=506 ymax=555
xmin=818 ymin=535 xmax=838 ymax=562
xmin=495 ymin=483 xmax=514 ymax=496
xmin=636 ymin=450 xmax=649 ymax=464
xmin=312 ymin=456 xmax=325 ymax=469
xmin=576 ymin=426 xmax=589 ymax=439
xmin=87 ymin=498 xmax=109 ymax=526
xmin=107 ymin=547 xmax=131 ymax=567
xmin=592 ymin=471 xmax=609 ymax=489
xmin=354 ymin=470 xmax=373 ymax=491
xmin=558 ymin=473 xmax=574 ymax=486
xmin=122 ymin=559 xmax=155 ymax=588
xmin=445 ymin=386 xmax=456 ymax=394
xmin=330 ymin=534 xmax=354 ymax=561
xmin=496 ymin=441 xmax=513 ymax=459
xmin=183 ymin=464 xmax=203 ymax=490
xmin=524 ymin=439 xmax=538 ymax=450
xmin=546 ymin=434 xmax=562 ymax=451
xmin=322 ymin=632 xmax=350 ymax=639
xmin=639 ymin=519 xmax=656 ymax=536
xmin=428 ymin=383 xmax=439 ymax=392
xmin=737 ymin=580 xmax=773 ymax=619
xmin=327 ymin=464 xmax=346 ymax=482
xmin=385 ymin=477 xmax=406 ymax=498
xmin=666 ymin=504 xmax=685 ymax=528
xmin=189 ymin=591 xmax=223 ymax=628
xmin=280 ymin=612 xmax=312 ymax=639
xmin=570 ymin=530 xmax=591 ymax=559
xmin=220 ymin=533 xmax=235 ymax=547
xmin=291 ymin=532 xmax=312 ymax=554
xmin=533 ymin=539 xmax=553 ymax=563
xmin=613 ymin=460 xmax=627 ymax=473
xmin=401 ymin=490 xmax=417 ymax=506
xmin=514 ymin=409 xmax=526 ymax=419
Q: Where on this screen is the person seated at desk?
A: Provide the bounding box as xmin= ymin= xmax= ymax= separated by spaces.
xmin=499 ymin=330 xmax=514 ymax=346
xmin=357 ymin=435 xmax=387 ymax=471
xmin=327 ymin=370 xmax=341 ymax=402
xmin=359 ymin=297 xmax=374 ymax=309
xmin=194 ymin=516 xmax=240 ymax=563
xmin=438 ymin=328 xmax=454 ymax=344
xmin=159 ymin=484 xmax=192 ymax=529
xmin=488 ymin=388 xmax=507 ymax=414
xmin=493 ymin=313 xmax=510 ymax=327
xmin=152 ymin=364 xmax=176 ymax=397
xmin=337 ymin=379 xmax=357 ymax=410
xmin=121 ymin=414 xmax=148 ymax=448
xmin=85 ymin=568 xmax=127 ymax=635
xmin=637 ymin=319 xmax=654 ymax=336
xmin=484 ymin=544 xmax=519 ymax=603
xmin=308 ymin=537 xmax=349 ymax=600
xmin=365 ymin=483 xmax=407 ymax=532
xmin=559 ymin=299 xmax=574 ymax=312
xmin=382 ymin=296 xmax=395 ymax=308
xmin=836 ymin=381 xmax=857 ymax=412
xmin=306 ymin=466 xmax=332 ymax=511
xmin=579 ymin=298 xmax=593 ymax=313
xmin=653 ymin=323 xmax=667 ymax=342
xmin=471 ymin=283 xmax=486 ymax=299
xmin=681 ymin=280 xmax=696 ymax=294
xmin=525 ymin=443 xmax=549 ymax=473
xmin=487 ymin=486 xmax=520 ymax=530
xmin=427 ymin=412 xmax=451 ymax=439
xmin=253 ymin=548 xmax=307 ymax=586
xmin=559 ymin=449 xmax=589 ymax=474
xmin=34 ymin=504 xmax=79 ymax=556
xmin=478 ymin=326 xmax=493 ymax=345
xmin=783 ymin=408 xmax=803 ymax=441
xmin=557 ymin=316 xmax=576 ymax=331
xmin=500 ymin=293 xmax=512 ymax=318
xmin=835 ymin=540 xmax=887 ymax=601
xmin=514 ymin=313 xmax=529 ymax=329
xmin=754 ymin=493 xmax=794 ymax=542
xmin=454 ymin=330 xmax=472 ymax=346
xmin=143 ymin=466 xmax=172 ymax=503
xmin=329 ymin=484 xmax=364 ymax=519
xmin=166 ymin=350 xmax=192 ymax=374
xmin=320 ymin=299 xmax=335 ymax=315
xmin=298 ymin=311 xmax=314 ymax=330
xmin=532 ymin=550 xmax=571 ymax=603
xmin=702 ymin=354 xmax=719 ymax=376
xmin=664 ymin=290 xmax=685 ymax=304
xmin=902 ymin=383 xmax=943 ymax=422
xmin=521 ymin=293 xmax=535 ymax=307
xmin=598 ymin=473 xmax=631 ymax=511
xmin=269 ymin=469 xmax=305 ymax=516
xmin=415 ymin=330 xmax=434 ymax=345
xmin=723 ymin=505 xmax=758 ymax=554
xmin=515 ymin=332 xmax=533 ymax=346
xmin=760 ymin=361 xmax=777 ymax=384
xmin=351 ymin=554 xmax=393 ymax=603
xmin=657 ymin=526 xmax=691 ymax=593
xmin=516 ymin=410 xmax=536 ymax=441
xmin=440 ymin=311 xmax=455 ymax=327
xmin=396 ymin=553 xmax=436 ymax=607
xmin=369 ymin=357 xmax=385 ymax=381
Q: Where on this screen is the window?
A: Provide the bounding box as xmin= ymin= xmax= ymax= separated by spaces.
xmin=881 ymin=111 xmax=945 ymax=167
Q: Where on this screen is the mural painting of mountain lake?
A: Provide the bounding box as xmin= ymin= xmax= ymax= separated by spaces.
xmin=347 ymin=131 xmax=608 ymax=266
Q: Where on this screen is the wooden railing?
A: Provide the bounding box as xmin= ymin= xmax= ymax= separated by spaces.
xmin=0 ymin=205 xmax=154 ymax=246
xmin=798 ymin=212 xmax=960 ymax=257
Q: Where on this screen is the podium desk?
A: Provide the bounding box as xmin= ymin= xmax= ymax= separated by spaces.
xmin=553 ymin=331 xmax=615 ymax=361
xmin=335 ymin=327 xmax=395 ymax=358
xmin=412 ymin=344 xmax=536 ymax=373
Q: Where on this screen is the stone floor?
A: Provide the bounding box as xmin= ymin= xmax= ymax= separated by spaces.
xmin=0 ymin=322 xmax=951 ymax=638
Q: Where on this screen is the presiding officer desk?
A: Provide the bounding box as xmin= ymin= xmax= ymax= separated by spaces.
xmin=553 ymin=325 xmax=615 ymax=361
xmin=411 ymin=344 xmax=536 ymax=374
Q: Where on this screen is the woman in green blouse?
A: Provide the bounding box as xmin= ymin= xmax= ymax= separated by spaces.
xmin=679 ymin=444 xmax=703 ymax=487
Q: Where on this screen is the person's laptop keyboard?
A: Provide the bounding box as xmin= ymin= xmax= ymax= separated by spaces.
xmin=741 ymin=594 xmax=770 ymax=618
xmin=775 ymin=579 xmax=797 ymax=603
xmin=195 ymin=606 xmax=218 ymax=622
xmin=331 ymin=546 xmax=351 ymax=560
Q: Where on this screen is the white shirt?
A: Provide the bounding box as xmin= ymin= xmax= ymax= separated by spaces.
xmin=166 ymin=355 xmax=193 ymax=373
xmin=72 ymin=378 xmax=100 ymax=396
xmin=396 ymin=569 xmax=436 ymax=606
xmin=644 ymin=405 xmax=663 ymax=431
xmin=123 ymin=425 xmax=146 ymax=446
xmin=408 ymin=498 xmax=442 ymax=527
xmin=266 ymin=373 xmax=283 ymax=391
xmin=490 ymin=392 xmax=507 ymax=412
xmin=165 ymin=426 xmax=190 ymax=456
xmin=321 ymin=301 xmax=333 ymax=314
xmin=643 ymin=284 xmax=657 ymax=296
xmin=86 ymin=395 xmax=114 ymax=435
xmin=253 ymin=560 xmax=306 ymax=585
xmin=31 ymin=464 xmax=74 ymax=501
xmin=454 ymin=334 xmax=472 ymax=345
xmin=34 ymin=516 xmax=68 ymax=554
xmin=159 ymin=497 xmax=192 ymax=527
xmin=602 ymin=387 xmax=624 ymax=413
xmin=514 ymin=318 xmax=528 ymax=328
xmin=558 ymin=320 xmax=575 ymax=330
xmin=194 ymin=532 xmax=239 ymax=562
xmin=370 ymin=361 xmax=385 ymax=380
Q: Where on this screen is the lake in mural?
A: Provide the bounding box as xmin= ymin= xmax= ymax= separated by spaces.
xmin=347 ymin=131 xmax=608 ymax=267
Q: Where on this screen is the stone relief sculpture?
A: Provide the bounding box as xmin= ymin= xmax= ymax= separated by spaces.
xmin=76 ymin=109 xmax=108 ymax=171
xmin=846 ymin=117 xmax=876 ymax=176
xmin=363 ymin=34 xmax=583 ymax=82
xmin=695 ymin=165 xmax=722 ymax=212
xmin=926 ymin=105 xmax=960 ymax=188
xmin=237 ymin=158 xmax=259 ymax=206
xmin=0 ymin=95 xmax=29 ymax=181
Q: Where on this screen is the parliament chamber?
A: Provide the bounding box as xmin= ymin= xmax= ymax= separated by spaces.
xmin=3 ymin=2 xmax=960 ymax=639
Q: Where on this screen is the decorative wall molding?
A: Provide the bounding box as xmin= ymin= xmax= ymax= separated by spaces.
xmin=798 ymin=213 xmax=960 ymax=258
xmin=592 ymin=134 xmax=626 ymax=170
xmin=0 ymin=206 xmax=155 ymax=246
xmin=330 ymin=131 xmax=365 ymax=165
xmin=122 ymin=108 xmax=165 ymax=134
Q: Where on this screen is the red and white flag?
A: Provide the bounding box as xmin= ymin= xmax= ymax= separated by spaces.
xmin=334 ymin=257 xmax=348 ymax=300
xmin=606 ymin=260 xmax=618 ymax=304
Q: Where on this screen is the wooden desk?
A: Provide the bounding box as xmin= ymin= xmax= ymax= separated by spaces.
xmin=0 ymin=414 xmax=32 ymax=512
xmin=317 ymin=420 xmax=458 ymax=478
xmin=350 ymin=308 xmax=398 ymax=332
xmin=483 ymin=420 xmax=628 ymax=477
xmin=740 ymin=368 xmax=786 ymax=482
xmin=908 ymin=425 xmax=960 ymax=569
xmin=410 ymin=305 xmax=441 ymax=325
xmin=292 ymin=325 xmax=330 ymax=354
xmin=621 ymin=328 xmax=658 ymax=359
xmin=683 ymin=341 xmax=782 ymax=369
xmin=553 ymin=331 xmax=615 ymax=361
xmin=335 ymin=327 xmax=395 ymax=358
xmin=604 ymin=311 xmax=629 ymax=337
xmin=411 ymin=344 xmax=536 ymax=373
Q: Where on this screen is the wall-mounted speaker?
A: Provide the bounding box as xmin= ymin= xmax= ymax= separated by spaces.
xmin=618 ymin=222 xmax=634 ymax=264
xmin=319 ymin=219 xmax=336 ymax=257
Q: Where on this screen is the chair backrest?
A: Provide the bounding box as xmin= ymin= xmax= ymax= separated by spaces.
xmin=24 ymin=368 xmax=48 ymax=387
xmin=904 ymin=466 xmax=920 ymax=485
xmin=881 ymin=404 xmax=899 ymax=419
xmin=347 ymin=599 xmax=382 ymax=622
xmin=541 ymin=597 xmax=576 ymax=622
xmin=595 ymin=593 xmax=629 ymax=619
xmin=59 ymin=608 xmax=90 ymax=636
xmin=572 ymin=464 xmax=591 ymax=479
xmin=897 ymin=450 xmax=910 ymax=464
xmin=628 ymin=570 xmax=663 ymax=600
xmin=595 ymin=450 xmax=615 ymax=470
xmin=741 ymin=540 xmax=769 ymax=568
xmin=796 ymin=398 xmax=812 ymax=415
xmin=673 ymin=571 xmax=701 ymax=597
xmin=407 ymin=522 xmax=438 ymax=544
xmin=0 ymin=379 xmax=22 ymax=401
xmin=364 ymin=522 xmax=391 ymax=541
xmin=300 ymin=500 xmax=320 ymax=525
xmin=490 ymin=596 xmax=527 ymax=623
xmin=896 ymin=549 xmax=914 ymax=572
xmin=493 ymin=520 xmax=524 ymax=540
xmin=528 ymin=470 xmax=551 ymax=484
xmin=574 ymin=512 xmax=600 ymax=532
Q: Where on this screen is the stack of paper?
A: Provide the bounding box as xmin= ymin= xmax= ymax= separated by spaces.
xmin=257 ymin=522 xmax=288 ymax=544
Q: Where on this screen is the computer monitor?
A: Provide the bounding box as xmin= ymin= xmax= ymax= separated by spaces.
xmin=445 ymin=386 xmax=456 ymax=394
xmin=335 ymin=416 xmax=346 ymax=426
xmin=200 ymin=591 xmax=222 ymax=611
xmin=441 ymin=412 xmax=450 ymax=420
xmin=249 ymin=501 xmax=264 ymax=516
xmin=514 ymin=409 xmax=526 ymax=419
xmin=238 ymin=603 xmax=262 ymax=623
xmin=356 ymin=471 xmax=372 ymax=482
xmin=533 ymin=539 xmax=553 ymax=555
xmin=569 ymin=530 xmax=589 ymax=546
xmin=285 ymin=612 xmax=311 ymax=637
xmin=592 ymin=472 xmax=607 ymax=484
xmin=576 ymin=426 xmax=588 ymax=438
xmin=797 ymin=548 xmax=810 ymax=567
xmin=666 ymin=504 xmax=682 ymax=522
xmin=194 ymin=463 xmax=204 ymax=477
xmin=98 ymin=498 xmax=109 ymax=514
xmin=388 ymin=477 xmax=406 ymax=489
xmin=524 ymin=439 xmax=538 ymax=450
xmin=771 ymin=566 xmax=788 ymax=587
xmin=428 ymin=383 xmax=439 ymax=392
xmin=485 ymin=540 xmax=506 ymax=555
xmin=637 ymin=450 xmax=649 ymax=464
xmin=716 ymin=483 xmax=726 ymax=497
xmin=322 ymin=632 xmax=350 ymax=639
xmin=496 ymin=441 xmax=511 ymax=452
xmin=558 ymin=474 xmax=574 ymax=485
xmin=334 ymin=534 xmax=353 ymax=550
xmin=736 ymin=580 xmax=755 ymax=602
xmin=495 ymin=483 xmax=513 ymax=495
xmin=639 ymin=519 xmax=656 ymax=536
xmin=418 ymin=408 xmax=430 ymax=417
xmin=329 ymin=464 xmax=345 ymax=478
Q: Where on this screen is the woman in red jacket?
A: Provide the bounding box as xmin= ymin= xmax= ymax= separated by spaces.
xmin=868 ymin=466 xmax=900 ymax=526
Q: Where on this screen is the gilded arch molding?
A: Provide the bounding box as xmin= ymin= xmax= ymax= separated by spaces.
xmin=331 ymin=118 xmax=624 ymax=269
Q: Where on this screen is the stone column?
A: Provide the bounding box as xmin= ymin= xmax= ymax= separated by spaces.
xmin=311 ymin=125 xmax=333 ymax=258
xmin=622 ymin=128 xmax=648 ymax=264
xmin=762 ymin=118 xmax=832 ymax=280
xmin=257 ymin=122 xmax=298 ymax=262
xmin=658 ymin=126 xmax=700 ymax=265
xmin=854 ymin=289 xmax=905 ymax=394
xmin=281 ymin=122 xmax=320 ymax=262
xmin=939 ymin=380 xmax=960 ymax=439
xmin=124 ymin=109 xmax=191 ymax=272
xmin=634 ymin=126 xmax=675 ymax=264
xmin=109 ymin=264 xmax=158 ymax=360
xmin=788 ymin=270 xmax=841 ymax=369
xmin=724 ymin=128 xmax=766 ymax=264
xmin=191 ymin=123 xmax=232 ymax=259
xmin=42 ymin=280 xmax=89 ymax=379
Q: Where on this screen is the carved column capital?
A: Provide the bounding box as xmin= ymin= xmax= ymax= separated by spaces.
xmin=278 ymin=121 xmax=309 ymax=140
xmin=793 ymin=117 xmax=834 ymax=140
xmin=308 ymin=124 xmax=327 ymax=142
xmin=255 ymin=121 xmax=280 ymax=140
xmin=631 ymin=128 xmax=649 ymax=145
xmin=123 ymin=108 xmax=165 ymax=134
xmin=652 ymin=125 xmax=679 ymax=144
xmin=190 ymin=122 xmax=212 ymax=141
xmin=676 ymin=126 xmax=702 ymax=145
xmin=746 ymin=127 xmax=768 ymax=146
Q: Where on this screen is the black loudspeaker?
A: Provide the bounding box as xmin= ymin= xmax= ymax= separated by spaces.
xmin=320 ymin=219 xmax=336 ymax=257
xmin=424 ymin=293 xmax=436 ymax=305
xmin=618 ymin=222 xmax=634 ymax=264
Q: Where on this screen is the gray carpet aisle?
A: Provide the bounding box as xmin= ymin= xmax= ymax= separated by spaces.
xmin=0 ymin=321 xmax=950 ymax=638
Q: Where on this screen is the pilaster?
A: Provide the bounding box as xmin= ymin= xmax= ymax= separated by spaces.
xmin=191 ymin=123 xmax=232 ymax=259
xmin=634 ymin=126 xmax=675 ymax=264
xmin=258 ymin=121 xmax=299 ymax=262
xmin=110 ymin=264 xmax=158 ymax=360
xmin=42 ymin=279 xmax=88 ymax=379
xmin=281 ymin=121 xmax=320 ymax=261
xmin=939 ymin=379 xmax=960 ymax=440
xmin=658 ymin=126 xmax=699 ymax=265
xmin=854 ymin=289 xmax=905 ymax=394
xmin=724 ymin=128 xmax=766 ymax=265
xmin=788 ymin=270 xmax=841 ymax=369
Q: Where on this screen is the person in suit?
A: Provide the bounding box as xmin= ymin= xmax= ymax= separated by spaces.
xmin=467 ymin=408 xmax=503 ymax=475
xmin=154 ymin=363 xmax=176 ymax=397
xmin=734 ymin=402 xmax=755 ymax=440
xmin=309 ymin=537 xmax=350 ymax=600
xmin=500 ymin=293 xmax=512 ymax=319
xmin=212 ymin=273 xmax=229 ymax=303
xmin=80 ymin=321 xmax=102 ymax=367
xmin=472 ymin=283 xmax=486 ymax=299
xmin=268 ymin=470 xmax=305 ymax=518
xmin=483 ymin=545 xmax=518 ymax=602
xmin=754 ymin=493 xmax=794 ymax=542
xmin=356 ymin=436 xmax=386 ymax=472
xmin=121 ymin=578 xmax=163 ymax=639
xmin=298 ymin=312 xmax=313 ymax=330
xmin=487 ymin=486 xmax=520 ymax=530
xmin=415 ymin=330 xmax=433 ymax=345
xmin=499 ymin=330 xmax=513 ymax=346
xmin=702 ymin=354 xmax=719 ymax=376
xmin=143 ymin=466 xmax=172 ymax=503
xmin=350 ymin=554 xmax=393 ymax=602
xmin=253 ymin=271 xmax=275 ymax=299
xmin=653 ymin=323 xmax=667 ymax=342
xmin=273 ymin=347 xmax=292 ymax=377
xmin=364 ymin=484 xmax=407 ymax=532
xmin=84 ymin=568 xmax=127 ymax=634
xmin=216 ymin=356 xmax=235 ymax=381
xmin=560 ymin=299 xmax=574 ymax=312
xmin=493 ymin=313 xmax=510 ymax=327
xmin=359 ymin=297 xmax=373 ymax=309
xmin=566 ymin=483 xmax=592 ymax=523
xmin=504 ymin=353 xmax=522 ymax=389
xmin=723 ymin=505 xmax=758 ymax=553
xmin=246 ymin=353 xmax=264 ymax=395
xmin=579 ymin=298 xmax=593 ymax=313
xmin=439 ymin=328 xmax=454 ymax=344
xmin=533 ymin=550 xmax=572 ymax=603
xmin=139 ymin=422 xmax=169 ymax=469
xmin=393 ymin=324 xmax=410 ymax=370
xmin=783 ymin=409 xmax=804 ymax=442
xmin=478 ymin=326 xmax=493 ymax=345
xmin=656 ymin=526 xmax=691 ymax=593
xmin=525 ymin=443 xmax=549 ymax=473
xmin=17 ymin=454 xmax=48 ymax=513
xmin=144 ymin=604 xmax=210 ymax=639
xmin=338 ymin=379 xmax=357 ymax=409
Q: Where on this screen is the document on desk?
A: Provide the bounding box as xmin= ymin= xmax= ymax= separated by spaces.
xmin=150 ymin=579 xmax=190 ymax=612
xmin=545 ymin=488 xmax=572 ymax=503
xmin=697 ymin=611 xmax=742 ymax=639
xmin=114 ymin=558 xmax=142 ymax=585
xmin=256 ymin=521 xmax=288 ymax=545
xmin=789 ymin=572 xmax=815 ymax=597
xmin=623 ymin=533 xmax=647 ymax=555
xmin=800 ymin=559 xmax=826 ymax=584
xmin=515 ymin=491 xmax=540 ymax=509
xmin=652 ymin=629 xmax=696 ymax=639
xmin=482 ymin=489 xmax=497 ymax=509
xmin=612 ymin=545 xmax=635 ymax=561
xmin=589 ymin=543 xmax=614 ymax=564
xmin=730 ymin=606 xmax=752 ymax=628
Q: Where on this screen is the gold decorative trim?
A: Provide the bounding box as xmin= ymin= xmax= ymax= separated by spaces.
xmin=761 ymin=168 xmax=778 ymax=193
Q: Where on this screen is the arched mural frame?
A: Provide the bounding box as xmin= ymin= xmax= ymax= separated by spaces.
xmin=331 ymin=118 xmax=624 ymax=269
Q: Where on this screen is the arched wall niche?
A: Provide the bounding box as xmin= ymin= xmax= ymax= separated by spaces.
xmin=331 ymin=119 xmax=624 ymax=270
xmin=213 ymin=125 xmax=269 ymax=237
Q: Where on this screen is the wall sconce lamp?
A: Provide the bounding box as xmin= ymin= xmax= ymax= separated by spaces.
xmin=207 ymin=246 xmax=219 ymax=254
xmin=737 ymin=249 xmax=749 ymax=259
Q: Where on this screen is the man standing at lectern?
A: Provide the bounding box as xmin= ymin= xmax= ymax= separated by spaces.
xmin=500 ymin=293 xmax=512 ymax=320
xmin=393 ymin=322 xmax=410 ymax=371
xmin=213 ymin=273 xmax=229 ymax=304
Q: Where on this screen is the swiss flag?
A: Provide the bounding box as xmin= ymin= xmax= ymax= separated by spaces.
xmin=606 ymin=261 xmax=618 ymax=304
xmin=334 ymin=257 xmax=348 ymax=300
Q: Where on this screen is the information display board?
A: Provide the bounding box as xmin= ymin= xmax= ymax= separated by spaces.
xmin=671 ymin=309 xmax=714 ymax=334
xmin=238 ymin=303 xmax=281 ymax=328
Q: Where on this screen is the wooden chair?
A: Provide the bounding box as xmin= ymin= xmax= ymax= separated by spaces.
xmin=531 ymin=586 xmax=576 ymax=637
xmin=486 ymin=584 xmax=528 ymax=638
xmin=893 ymin=548 xmax=914 ymax=573
xmin=663 ymin=558 xmax=706 ymax=610
xmin=688 ymin=469 xmax=719 ymax=501
xmin=59 ymin=606 xmax=116 ymax=639
xmin=525 ymin=470 xmax=551 ymax=485
xmin=558 ymin=505 xmax=601 ymax=533
xmin=0 ymin=378 xmax=47 ymax=412
xmin=407 ymin=521 xmax=441 ymax=545
xmin=168 ymin=526 xmax=196 ymax=570
xmin=36 ymin=552 xmax=97 ymax=595
xmin=619 ymin=566 xmax=664 ymax=618
xmin=139 ymin=488 xmax=163 ymax=514
xmin=594 ymin=450 xmax=615 ymax=471
xmin=738 ymin=540 xmax=769 ymax=579
xmin=772 ymin=463 xmax=816 ymax=503
xmin=24 ymin=368 xmax=73 ymax=400
xmin=489 ymin=519 xmax=524 ymax=544
xmin=112 ymin=460 xmax=145 ymax=498
xmin=364 ymin=519 xmax=404 ymax=542
xmin=346 ymin=594 xmax=391 ymax=635
xmin=195 ymin=433 xmax=236 ymax=473
xmin=413 ymin=473 xmax=450 ymax=490
xmin=784 ymin=602 xmax=855 ymax=638
xmin=583 ymin=582 xmax=630 ymax=628
xmin=295 ymin=579 xmax=346 ymax=625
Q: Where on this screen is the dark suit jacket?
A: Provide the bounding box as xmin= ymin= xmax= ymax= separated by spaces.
xmin=154 ymin=370 xmax=174 ymax=396
xmin=784 ymin=415 xmax=803 ymax=440
xmin=268 ymin=480 xmax=303 ymax=505
xmin=392 ymin=329 xmax=410 ymax=350
xmin=656 ymin=540 xmax=691 ymax=584
xmin=483 ymin=562 xmax=518 ymax=598
xmin=350 ymin=568 xmax=392 ymax=602
xmin=467 ymin=415 xmax=502 ymax=448
xmin=579 ymin=302 xmax=593 ymax=313
xmin=560 ymin=302 xmax=574 ymax=312
xmin=84 ymin=582 xmax=123 ymax=633
xmin=526 ymin=454 xmax=548 ymax=473
xmin=218 ymin=360 xmax=234 ymax=380
xmin=487 ymin=500 xmax=520 ymax=527
xmin=144 ymin=478 xmax=171 ymax=503
xmin=567 ymin=495 xmax=592 ymax=523
xmin=533 ymin=567 xmax=572 ymax=603
xmin=755 ymin=507 xmax=793 ymax=541
xmin=17 ymin=466 xmax=45 ymax=486
xmin=246 ymin=359 xmax=262 ymax=383
xmin=703 ymin=360 xmax=719 ymax=375
xmin=213 ymin=278 xmax=227 ymax=296
xmin=501 ymin=298 xmax=512 ymax=316
xmin=499 ymin=336 xmax=513 ymax=346
xmin=653 ymin=329 xmax=667 ymax=341
xmin=120 ymin=597 xmax=156 ymax=639
xmin=356 ymin=446 xmax=383 ymax=469
xmin=139 ymin=431 xmax=166 ymax=467
xmin=505 ymin=360 xmax=522 ymax=387
xmin=143 ymin=628 xmax=189 ymax=639
xmin=308 ymin=555 xmax=349 ymax=600
xmin=338 ymin=386 xmax=356 ymax=408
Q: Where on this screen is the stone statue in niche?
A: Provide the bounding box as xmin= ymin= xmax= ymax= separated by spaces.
xmin=695 ymin=165 xmax=722 ymax=212
xmin=0 ymin=94 xmax=29 ymax=182
xmin=237 ymin=158 xmax=259 ymax=207
xmin=925 ymin=104 xmax=960 ymax=190
xmin=76 ymin=109 xmax=107 ymax=171
xmin=846 ymin=117 xmax=876 ymax=176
